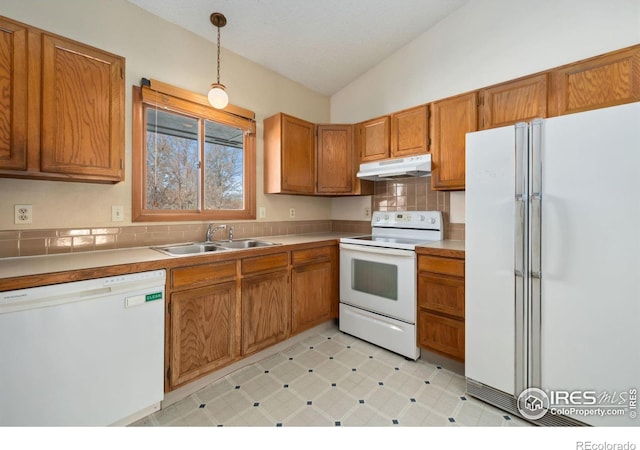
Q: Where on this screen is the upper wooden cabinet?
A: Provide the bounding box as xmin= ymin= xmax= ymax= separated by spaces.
xmin=316 ymin=124 xmax=373 ymax=196
xmin=358 ymin=115 xmax=390 ymax=162
xmin=265 ymin=113 xmax=371 ymax=196
xmin=264 ymin=113 xmax=316 ymax=194
xmin=0 ymin=17 xmax=28 ymax=171
xmin=390 ymin=104 xmax=429 ymax=156
xmin=549 ymin=45 xmax=640 ymax=117
xmin=0 ymin=15 xmax=125 ymax=183
xmin=479 ymin=74 xmax=548 ymax=129
xmin=316 ymin=124 xmax=353 ymax=194
xmin=430 ymin=92 xmax=478 ymax=191
xmin=39 ymin=33 xmax=124 ymax=180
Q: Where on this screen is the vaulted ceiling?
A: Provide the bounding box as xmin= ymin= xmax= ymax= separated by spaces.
xmin=127 ymin=0 xmax=469 ymax=96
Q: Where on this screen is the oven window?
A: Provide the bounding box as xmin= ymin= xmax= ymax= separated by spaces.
xmin=351 ymin=259 xmax=398 ymax=300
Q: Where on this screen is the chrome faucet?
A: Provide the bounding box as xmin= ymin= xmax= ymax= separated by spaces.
xmin=228 ymin=226 xmax=234 ymax=242
xmin=206 ymin=223 xmax=226 ymax=242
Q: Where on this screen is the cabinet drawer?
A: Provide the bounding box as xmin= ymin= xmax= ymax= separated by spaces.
xmin=171 ymin=260 xmax=237 ymax=289
xmin=418 ymin=255 xmax=464 ymax=277
xmin=291 ymin=246 xmax=332 ymax=265
xmin=241 ymin=252 xmax=289 ymax=275
xmin=418 ymin=273 xmax=465 ymax=319
xmin=418 ymin=311 xmax=465 ymax=361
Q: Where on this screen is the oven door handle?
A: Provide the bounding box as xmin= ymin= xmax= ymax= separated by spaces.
xmin=339 ymin=243 xmax=416 ymax=258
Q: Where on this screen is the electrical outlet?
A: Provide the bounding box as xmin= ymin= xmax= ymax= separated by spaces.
xmin=289 ymin=208 xmax=296 ymax=218
xmin=14 ymin=204 xmax=33 ymax=224
xmin=259 ymin=207 xmax=266 ymax=219
xmin=111 ymin=205 xmax=124 ymax=222
xmin=364 ymin=207 xmax=370 ymax=218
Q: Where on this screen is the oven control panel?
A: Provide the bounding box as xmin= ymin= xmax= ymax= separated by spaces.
xmin=372 ymin=211 xmax=442 ymax=230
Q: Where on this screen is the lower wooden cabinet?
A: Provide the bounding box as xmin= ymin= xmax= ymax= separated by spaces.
xmin=241 ymin=252 xmax=290 ymax=356
xmin=417 ymin=252 xmax=465 ymax=361
xmin=168 ymin=282 xmax=239 ymax=388
xmin=291 ymin=245 xmax=337 ymax=335
xmin=166 ymin=259 xmax=239 ymax=390
xmin=165 ymin=243 xmax=338 ymax=391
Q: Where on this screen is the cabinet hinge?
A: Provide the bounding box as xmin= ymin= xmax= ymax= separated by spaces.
xmin=168 ymin=302 xmax=171 ymax=314
xmin=121 ymin=67 xmax=124 ymax=79
xmin=426 ymin=137 xmax=431 ymax=147
xmin=477 ymin=96 xmax=485 ymax=107
xmin=120 ymin=159 xmax=124 ymax=170
xmin=166 ymin=367 xmax=171 ymax=380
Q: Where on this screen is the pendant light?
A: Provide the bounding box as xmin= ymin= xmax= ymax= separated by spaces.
xmin=208 ymin=12 xmax=229 ymax=109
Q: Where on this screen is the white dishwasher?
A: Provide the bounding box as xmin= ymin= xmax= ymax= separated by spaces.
xmin=0 ymin=269 xmax=166 ymax=426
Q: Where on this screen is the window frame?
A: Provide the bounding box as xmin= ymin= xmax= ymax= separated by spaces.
xmin=132 ymin=81 xmax=256 ymax=222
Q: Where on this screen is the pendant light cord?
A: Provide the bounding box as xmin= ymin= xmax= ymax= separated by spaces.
xmin=216 ymin=25 xmax=221 ymax=84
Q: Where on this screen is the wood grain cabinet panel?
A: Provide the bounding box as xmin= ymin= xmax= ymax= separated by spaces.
xmin=418 ymin=311 xmax=465 ymax=361
xmin=0 ymin=17 xmax=28 ymax=171
xmin=40 ymin=33 xmax=124 ymax=180
xmin=358 ymin=115 xmax=390 ymax=162
xmin=291 ymin=244 xmax=337 ymax=335
xmin=0 ymin=15 xmax=125 ymax=183
xmin=417 ymin=253 xmax=465 ymax=361
xmin=390 ymin=104 xmax=429 ymax=157
xmin=241 ymin=269 xmax=290 ymax=356
xmin=418 ymin=273 xmax=465 ymax=318
xmin=549 ymin=45 xmax=640 ymax=116
xmin=171 ymin=260 xmax=237 ymax=290
xmin=264 ymin=113 xmax=315 ymax=194
xmin=169 ymin=282 xmax=239 ymax=388
xmin=430 ymin=92 xmax=477 ymax=190
xmin=479 ymin=74 xmax=548 ymax=129
xmin=316 ymin=124 xmax=354 ymax=194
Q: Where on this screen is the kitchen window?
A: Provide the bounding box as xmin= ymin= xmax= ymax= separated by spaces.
xmin=132 ymin=79 xmax=256 ymax=221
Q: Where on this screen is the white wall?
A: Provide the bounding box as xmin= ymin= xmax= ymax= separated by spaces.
xmin=330 ymin=0 xmax=640 ymax=223
xmin=0 ymin=0 xmax=332 ymax=230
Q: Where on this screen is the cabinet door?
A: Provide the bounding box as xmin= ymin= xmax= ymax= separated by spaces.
xmin=418 ymin=273 xmax=465 ymax=319
xmin=40 ymin=33 xmax=124 ymax=181
xmin=281 ymin=114 xmax=315 ymax=193
xmin=359 ymin=116 xmax=390 ymax=162
xmin=241 ymin=270 xmax=290 ymax=356
xmin=390 ymin=104 xmax=428 ymax=157
xmin=479 ymin=74 xmax=548 ymax=129
xmin=316 ymin=124 xmax=353 ymax=194
xmin=549 ymin=45 xmax=640 ymax=116
xmin=169 ymin=282 xmax=239 ymax=388
xmin=292 ymin=260 xmax=334 ymax=335
xmin=0 ymin=18 xmax=28 ymax=170
xmin=418 ymin=310 xmax=465 ymax=361
xmin=430 ymin=92 xmax=478 ymax=190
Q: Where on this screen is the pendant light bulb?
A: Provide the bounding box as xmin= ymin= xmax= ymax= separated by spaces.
xmin=208 ymin=12 xmax=228 ymax=109
xmin=208 ymin=83 xmax=228 ymax=109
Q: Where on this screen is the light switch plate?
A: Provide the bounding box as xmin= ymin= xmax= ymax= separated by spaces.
xmin=112 ymin=205 xmax=124 ymax=222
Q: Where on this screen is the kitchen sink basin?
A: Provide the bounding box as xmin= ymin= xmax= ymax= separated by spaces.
xmin=152 ymin=243 xmax=231 ymax=256
xmin=152 ymin=239 xmax=280 ymax=255
xmin=212 ymin=239 xmax=281 ymax=249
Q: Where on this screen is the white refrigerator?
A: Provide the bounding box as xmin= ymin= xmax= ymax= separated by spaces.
xmin=465 ymin=102 xmax=640 ymax=426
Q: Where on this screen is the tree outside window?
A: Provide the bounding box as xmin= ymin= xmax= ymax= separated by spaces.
xmin=132 ymin=82 xmax=256 ymax=222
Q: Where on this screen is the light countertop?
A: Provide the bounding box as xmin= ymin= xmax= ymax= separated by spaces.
xmin=0 ymin=232 xmax=353 ymax=281
xmin=0 ymin=233 xmax=464 ymax=284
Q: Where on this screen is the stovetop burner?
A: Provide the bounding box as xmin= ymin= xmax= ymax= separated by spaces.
xmin=340 ymin=211 xmax=443 ymax=250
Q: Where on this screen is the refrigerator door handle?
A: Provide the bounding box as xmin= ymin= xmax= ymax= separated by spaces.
xmin=529 ymin=119 xmax=543 ymax=389
xmin=514 ymin=122 xmax=528 ymax=395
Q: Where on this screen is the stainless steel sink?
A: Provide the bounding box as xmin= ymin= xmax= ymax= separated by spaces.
xmin=152 ymin=239 xmax=280 ymax=255
xmin=212 ymin=239 xmax=281 ymax=249
xmin=152 ymin=243 xmax=231 ymax=256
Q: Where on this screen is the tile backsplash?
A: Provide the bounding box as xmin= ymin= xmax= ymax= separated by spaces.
xmin=372 ymin=175 xmax=464 ymax=240
xmin=0 ymin=176 xmax=465 ymax=258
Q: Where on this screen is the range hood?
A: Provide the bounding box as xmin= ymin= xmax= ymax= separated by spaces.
xmin=356 ymin=154 xmax=431 ymax=181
